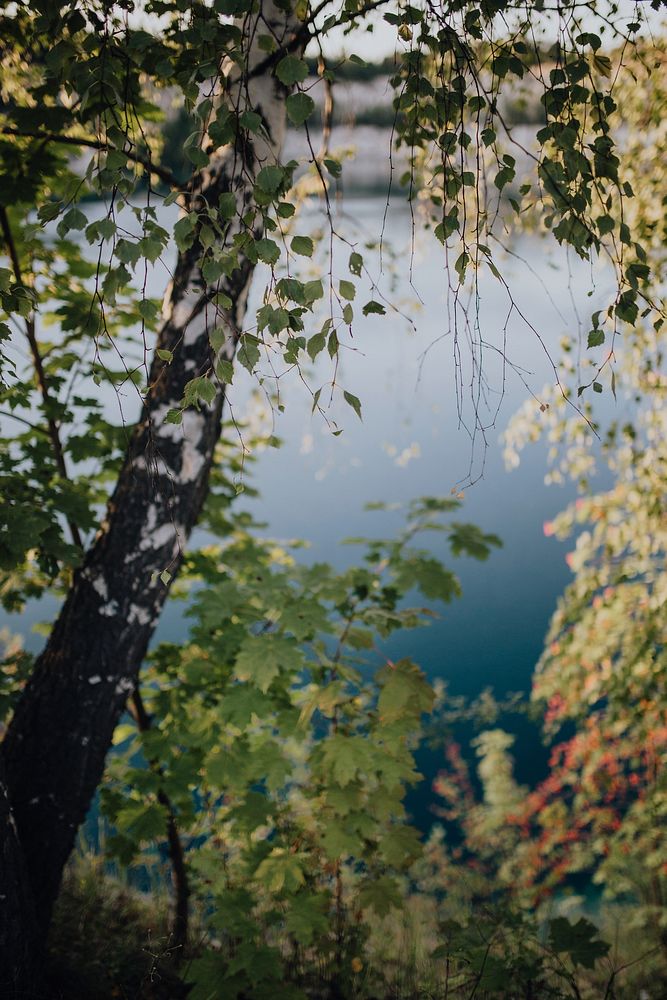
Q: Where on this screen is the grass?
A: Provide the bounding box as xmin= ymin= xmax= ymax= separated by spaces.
xmin=47 ymin=857 xmax=187 ymax=1000
xmin=46 ymin=856 xmax=667 ymax=1000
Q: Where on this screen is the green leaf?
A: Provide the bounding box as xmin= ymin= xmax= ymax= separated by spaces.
xmin=434 ymin=210 xmax=459 ymax=243
xmin=218 ymin=684 xmax=271 ymax=727
xmin=216 ymin=358 xmax=234 ymax=384
xmin=187 ymin=952 xmax=228 ymax=1000
xmin=240 ymin=110 xmax=262 ymax=133
xmin=104 ymin=144 xmax=128 ymax=169
xmin=321 ymin=820 xmax=360 ymax=859
xmin=199 ymin=224 xmax=215 ymax=249
xmin=307 ymin=332 xmax=326 ymax=361
xmin=317 ymin=734 xmax=370 ymax=787
xmin=114 ymin=239 xmax=141 ymax=266
xmin=184 ymin=375 xmax=216 ymax=408
xmin=284 ymin=894 xmax=329 ymax=946
xmin=286 ymin=92 xmax=315 ymax=126
xmin=343 ymin=390 xmax=362 ymax=420
xmin=593 ymin=53 xmax=612 ymax=78
xmin=138 ymin=298 xmax=159 ymax=324
xmin=377 ymin=658 xmax=434 ymax=723
xmin=255 ymin=238 xmax=280 ymax=265
xmin=303 ymin=279 xmax=323 ymax=303
xmin=227 ymin=782 xmax=273 ymax=833
xmin=448 ymin=522 xmax=501 ymax=560
xmin=60 ymin=207 xmax=87 ymax=232
xmin=596 ymin=214 xmax=615 ymax=235
xmin=339 ymin=279 xmax=356 ymax=301
xmin=138 ymin=236 xmax=163 ymax=263
xmin=276 ymin=55 xmax=308 ymax=86
xmin=324 ymin=158 xmax=342 ymax=178
xmin=348 ymin=252 xmax=363 ymax=276
xmin=358 ymin=876 xmax=402 ymax=916
xmin=111 ymin=723 xmax=137 ymax=746
xmin=258 ymin=33 xmax=276 ymax=53
xmin=202 ymin=258 xmax=223 ymax=284
xmin=174 ymin=214 xmax=196 ymax=251
xmin=235 ymin=635 xmax=303 ymax=692
xmin=254 ymin=848 xmax=306 ymax=893
xmin=548 ymin=917 xmax=610 ymax=969
xmin=218 ymin=191 xmax=236 ymax=218
xmin=291 ymin=235 xmax=314 ymax=257
xmin=238 ymin=333 xmax=261 ymax=372
xmin=256 ymin=165 xmax=284 ymax=194
xmin=394 ymin=555 xmax=459 ymax=601
xmin=185 ymin=144 xmax=208 ymax=169
xmin=115 ymin=802 xmax=166 ymax=842
xmin=38 ymin=201 xmax=62 ymax=223
xmin=378 ymin=825 xmax=423 ymax=867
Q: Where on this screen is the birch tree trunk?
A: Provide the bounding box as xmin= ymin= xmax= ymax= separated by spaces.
xmin=1 ymin=0 xmax=301 ymax=951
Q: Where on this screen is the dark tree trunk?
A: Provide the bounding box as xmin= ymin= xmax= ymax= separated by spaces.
xmin=0 ymin=755 xmax=38 ymax=998
xmin=1 ymin=0 xmax=299 ymax=947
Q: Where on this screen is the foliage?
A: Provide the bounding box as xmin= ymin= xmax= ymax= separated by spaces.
xmin=515 ymin=465 xmax=667 ymax=917
xmin=50 ymin=853 xmax=663 ymax=999
xmin=47 ymin=856 xmax=185 ymax=1000
xmin=1 ymin=2 xmax=665 ymax=593
xmin=496 ymin=23 xmax=667 ymax=940
xmin=100 ymin=491 xmax=499 ymax=997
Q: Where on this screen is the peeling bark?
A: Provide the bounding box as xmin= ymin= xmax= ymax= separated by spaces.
xmin=1 ymin=0 xmax=300 ymax=943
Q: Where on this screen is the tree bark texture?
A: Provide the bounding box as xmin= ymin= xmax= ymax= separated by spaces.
xmin=1 ymin=0 xmax=300 ymax=946
xmin=0 ymin=755 xmax=38 ymax=998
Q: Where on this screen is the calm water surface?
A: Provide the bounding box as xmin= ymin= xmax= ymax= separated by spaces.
xmin=3 ymin=196 xmax=621 ymax=829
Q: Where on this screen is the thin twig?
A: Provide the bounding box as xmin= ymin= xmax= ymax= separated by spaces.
xmin=0 ymin=205 xmax=83 ymax=549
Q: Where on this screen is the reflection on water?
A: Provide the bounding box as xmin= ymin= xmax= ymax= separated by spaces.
xmin=2 ymin=196 xmax=619 ymax=828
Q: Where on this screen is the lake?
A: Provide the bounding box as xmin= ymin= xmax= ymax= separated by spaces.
xmin=1 ymin=193 xmax=619 ymax=830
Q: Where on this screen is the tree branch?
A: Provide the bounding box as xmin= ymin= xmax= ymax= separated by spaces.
xmin=127 ymin=688 xmax=190 ymax=956
xmin=244 ymin=0 xmax=395 ymax=82
xmin=0 ymin=205 xmax=83 ymax=550
xmin=0 ymin=128 xmax=180 ymax=190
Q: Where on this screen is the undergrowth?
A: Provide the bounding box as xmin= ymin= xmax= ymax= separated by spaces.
xmin=47 ymin=856 xmax=667 ymax=1000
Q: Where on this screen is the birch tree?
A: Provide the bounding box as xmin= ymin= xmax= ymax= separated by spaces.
xmin=0 ymin=0 xmax=664 ymax=993
xmin=0 ymin=0 xmax=304 ymax=986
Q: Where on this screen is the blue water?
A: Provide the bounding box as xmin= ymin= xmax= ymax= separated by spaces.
xmin=2 ymin=196 xmax=618 ymax=829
